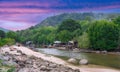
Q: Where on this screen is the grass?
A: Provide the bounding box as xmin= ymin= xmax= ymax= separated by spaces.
xmin=0 ymin=59 xmax=15 ymax=72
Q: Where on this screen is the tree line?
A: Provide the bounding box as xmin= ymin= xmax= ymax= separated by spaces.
xmin=0 ymin=31 xmax=21 ymax=46
xmin=1 ymin=16 xmax=120 ymax=51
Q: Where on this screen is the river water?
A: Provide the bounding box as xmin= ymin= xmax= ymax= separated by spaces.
xmin=37 ymin=48 xmax=120 ymax=69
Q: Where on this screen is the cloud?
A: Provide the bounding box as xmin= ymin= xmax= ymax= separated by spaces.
xmin=0 ymin=0 xmax=120 ymax=30
xmin=0 ymin=20 xmax=32 ymax=31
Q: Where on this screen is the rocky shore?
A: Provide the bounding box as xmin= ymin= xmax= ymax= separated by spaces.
xmin=0 ymin=45 xmax=120 ymax=72
xmin=0 ymin=46 xmax=80 ymax=72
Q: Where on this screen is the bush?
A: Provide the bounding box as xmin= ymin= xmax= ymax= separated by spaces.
xmin=88 ymin=20 xmax=119 ymax=50
xmin=74 ymin=32 xmax=90 ymax=48
xmin=0 ymin=38 xmax=15 ymax=46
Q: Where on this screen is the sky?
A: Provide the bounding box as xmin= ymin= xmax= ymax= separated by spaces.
xmin=0 ymin=0 xmax=120 ymax=31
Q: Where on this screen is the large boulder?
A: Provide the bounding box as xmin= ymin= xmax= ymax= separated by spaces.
xmin=68 ymin=58 xmax=77 ymax=64
xmin=79 ymin=59 xmax=88 ymax=65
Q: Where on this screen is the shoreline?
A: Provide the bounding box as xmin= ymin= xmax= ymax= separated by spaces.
xmin=47 ymin=47 xmax=120 ymax=55
xmin=1 ymin=45 xmax=120 ymax=72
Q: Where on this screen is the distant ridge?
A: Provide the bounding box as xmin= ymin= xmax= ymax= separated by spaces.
xmin=35 ymin=13 xmax=120 ymax=27
xmin=0 ymin=27 xmax=9 ymax=32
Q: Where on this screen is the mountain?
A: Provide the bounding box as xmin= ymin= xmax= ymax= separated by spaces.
xmin=35 ymin=12 xmax=120 ymax=27
xmin=0 ymin=27 xmax=9 ymax=32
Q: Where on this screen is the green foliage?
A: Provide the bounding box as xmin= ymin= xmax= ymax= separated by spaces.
xmin=0 ymin=30 xmax=6 ymax=38
xmin=17 ymin=26 xmax=57 ymax=45
xmin=6 ymin=31 xmax=21 ymax=42
xmin=0 ymin=59 xmax=2 ymax=66
xmin=17 ymin=13 xmax=120 ymax=51
xmin=56 ymin=30 xmax=72 ymax=42
xmin=113 ymin=16 xmax=120 ymax=47
xmin=36 ymin=13 xmax=95 ymax=27
xmin=6 ymin=31 xmax=17 ymax=38
xmin=113 ymin=16 xmax=120 ymax=27
xmin=72 ymin=29 xmax=82 ymax=37
xmin=7 ymin=67 xmax=15 ymax=72
xmin=0 ymin=38 xmax=15 ymax=46
xmin=74 ymin=32 xmax=90 ymax=48
xmin=80 ymin=20 xmax=90 ymax=32
xmin=36 ymin=13 xmax=120 ymax=27
xmin=57 ymin=19 xmax=81 ymax=32
xmin=88 ymin=20 xmax=119 ymax=50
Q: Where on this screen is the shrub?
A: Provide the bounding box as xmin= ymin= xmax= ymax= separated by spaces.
xmin=88 ymin=20 xmax=119 ymax=50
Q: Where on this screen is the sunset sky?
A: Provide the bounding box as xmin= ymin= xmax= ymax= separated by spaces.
xmin=0 ymin=0 xmax=120 ymax=31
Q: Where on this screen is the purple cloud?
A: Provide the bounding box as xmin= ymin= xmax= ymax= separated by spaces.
xmin=0 ymin=0 xmax=120 ymax=31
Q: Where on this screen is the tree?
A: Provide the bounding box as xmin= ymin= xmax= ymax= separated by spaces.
xmin=6 ymin=31 xmax=21 ymax=42
xmin=56 ymin=30 xmax=72 ymax=42
xmin=57 ymin=19 xmax=81 ymax=32
xmin=74 ymin=32 xmax=90 ymax=48
xmin=0 ymin=30 xmax=5 ymax=38
xmin=6 ymin=31 xmax=17 ymax=39
xmin=0 ymin=38 xmax=15 ymax=46
xmin=113 ymin=16 xmax=120 ymax=27
xmin=88 ymin=20 xmax=119 ymax=50
xmin=113 ymin=16 xmax=120 ymax=48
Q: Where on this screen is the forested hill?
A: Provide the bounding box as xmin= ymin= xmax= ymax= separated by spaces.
xmin=35 ymin=13 xmax=120 ymax=27
xmin=17 ymin=13 xmax=120 ymax=50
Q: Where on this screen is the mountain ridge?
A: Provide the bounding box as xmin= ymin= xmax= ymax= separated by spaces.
xmin=35 ymin=13 xmax=120 ymax=27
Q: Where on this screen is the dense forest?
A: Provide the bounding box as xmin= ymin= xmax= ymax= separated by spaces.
xmin=0 ymin=13 xmax=120 ymax=51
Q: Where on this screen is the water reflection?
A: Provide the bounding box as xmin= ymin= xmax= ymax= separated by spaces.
xmin=37 ymin=48 xmax=120 ymax=69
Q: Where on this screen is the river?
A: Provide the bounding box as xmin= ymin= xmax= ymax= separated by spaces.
xmin=37 ymin=48 xmax=120 ymax=69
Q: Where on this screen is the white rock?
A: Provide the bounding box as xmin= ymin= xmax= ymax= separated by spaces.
xmin=18 ymin=68 xmax=30 ymax=72
xmin=101 ymin=50 xmax=107 ymax=54
xmin=68 ymin=58 xmax=77 ymax=63
xmin=79 ymin=59 xmax=88 ymax=65
xmin=73 ymin=48 xmax=80 ymax=52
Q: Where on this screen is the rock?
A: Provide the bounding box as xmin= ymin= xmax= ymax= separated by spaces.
xmin=17 ymin=50 xmax=22 ymax=54
xmin=25 ymin=59 xmax=32 ymax=64
xmin=33 ymin=63 xmax=38 ymax=68
xmin=0 ymin=46 xmax=80 ymax=72
xmin=68 ymin=58 xmax=77 ymax=64
xmin=3 ymin=56 xmax=10 ymax=61
xmin=0 ymin=54 xmax=4 ymax=60
xmin=49 ymin=63 xmax=57 ymax=68
xmin=96 ymin=51 xmax=100 ymax=53
xmin=18 ymin=68 xmax=30 ymax=72
xmin=79 ymin=59 xmax=88 ymax=65
xmin=73 ymin=48 xmax=80 ymax=52
xmin=116 ymin=52 xmax=120 ymax=55
xmin=40 ymin=65 xmax=47 ymax=71
xmin=15 ymin=55 xmax=27 ymax=62
xmin=74 ymin=69 xmax=80 ymax=72
xmin=15 ymin=53 xmax=21 ymax=56
xmin=10 ymin=47 xmax=16 ymax=51
xmin=101 ymin=50 xmax=107 ymax=54
xmin=2 ymin=61 xmax=17 ymax=66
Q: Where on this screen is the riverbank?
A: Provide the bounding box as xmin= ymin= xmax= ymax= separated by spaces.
xmin=0 ymin=45 xmax=120 ymax=72
xmin=54 ymin=47 xmax=120 ymax=55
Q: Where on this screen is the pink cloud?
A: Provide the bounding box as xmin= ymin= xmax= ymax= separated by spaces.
xmin=0 ymin=2 xmax=50 ymax=8
xmin=0 ymin=20 xmax=32 ymax=31
xmin=0 ymin=1 xmax=120 ymax=31
xmin=0 ymin=8 xmax=49 ymax=14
